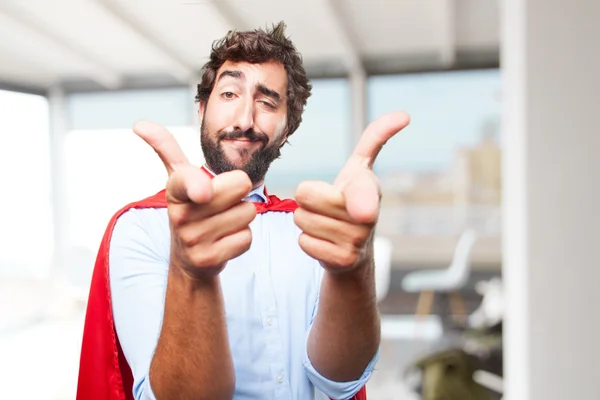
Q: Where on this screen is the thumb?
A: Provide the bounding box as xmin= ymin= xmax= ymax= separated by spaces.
xmin=334 ymin=111 xmax=409 ymax=189
xmin=342 ymin=169 xmax=380 ymax=224
xmin=133 ymin=120 xmax=190 ymax=175
xmin=351 ymin=110 xmax=410 ymax=169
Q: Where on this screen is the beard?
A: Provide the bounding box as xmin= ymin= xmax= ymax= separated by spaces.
xmin=200 ymin=119 xmax=283 ymax=185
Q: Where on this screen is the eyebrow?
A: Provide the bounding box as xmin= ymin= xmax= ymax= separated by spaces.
xmin=217 ymin=70 xmax=243 ymax=81
xmin=217 ymin=69 xmax=282 ymax=102
xmin=256 ymin=84 xmax=281 ymax=102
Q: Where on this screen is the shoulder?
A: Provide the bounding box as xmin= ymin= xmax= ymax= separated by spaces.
xmin=109 ymin=191 xmax=171 ymax=264
xmin=108 ymin=208 xmax=171 ymax=291
xmin=113 ymin=207 xmax=169 ymax=238
xmin=111 ymin=189 xmax=168 ymax=232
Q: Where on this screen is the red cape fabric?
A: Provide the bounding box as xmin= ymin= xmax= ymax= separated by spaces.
xmin=76 ymin=184 xmax=367 ymax=400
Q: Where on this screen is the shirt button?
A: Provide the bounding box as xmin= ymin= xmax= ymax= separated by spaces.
xmin=266 ymin=318 xmax=273 ymax=326
xmin=277 ymin=375 xmax=284 ymax=383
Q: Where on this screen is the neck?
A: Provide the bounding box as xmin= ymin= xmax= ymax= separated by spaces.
xmin=202 ymin=164 xmax=264 ymax=190
xmin=252 ymin=179 xmax=265 ymax=190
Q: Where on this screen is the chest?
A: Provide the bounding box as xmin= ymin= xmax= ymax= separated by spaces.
xmin=155 ymin=210 xmax=322 ymax=396
xmin=218 ymin=212 xmax=322 ymax=326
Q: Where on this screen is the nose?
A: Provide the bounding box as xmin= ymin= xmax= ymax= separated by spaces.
xmin=233 ymin=98 xmax=254 ymax=133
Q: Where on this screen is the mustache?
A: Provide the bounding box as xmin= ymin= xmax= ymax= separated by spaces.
xmin=218 ymin=129 xmax=268 ymax=145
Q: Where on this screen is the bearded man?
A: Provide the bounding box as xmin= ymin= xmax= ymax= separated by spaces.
xmin=77 ymin=21 xmax=410 ymax=400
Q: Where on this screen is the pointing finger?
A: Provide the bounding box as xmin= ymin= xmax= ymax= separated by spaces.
xmin=294 ymin=181 xmax=348 ymax=221
xmin=166 ymin=164 xmax=213 ymax=204
xmin=342 ymin=169 xmax=381 ymax=224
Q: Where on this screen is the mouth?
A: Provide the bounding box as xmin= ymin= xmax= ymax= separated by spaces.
xmin=221 ymin=138 xmax=262 ymax=149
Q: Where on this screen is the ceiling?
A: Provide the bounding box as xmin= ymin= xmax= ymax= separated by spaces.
xmin=0 ymin=0 xmax=499 ymax=94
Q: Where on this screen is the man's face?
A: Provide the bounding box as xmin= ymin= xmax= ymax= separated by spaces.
xmin=199 ymin=60 xmax=289 ymax=186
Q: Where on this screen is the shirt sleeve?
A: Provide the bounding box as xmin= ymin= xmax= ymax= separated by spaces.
xmin=301 ymin=267 xmax=380 ymax=400
xmin=303 ymin=345 xmax=380 ymax=400
xmin=109 ymin=208 xmax=169 ymax=400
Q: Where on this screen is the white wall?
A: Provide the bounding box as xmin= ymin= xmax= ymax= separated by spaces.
xmin=502 ymin=1 xmax=600 ymax=399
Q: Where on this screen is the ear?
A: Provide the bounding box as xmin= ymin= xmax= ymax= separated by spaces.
xmin=198 ymin=101 xmax=206 ymax=123
xmin=278 ymin=131 xmax=290 ymax=149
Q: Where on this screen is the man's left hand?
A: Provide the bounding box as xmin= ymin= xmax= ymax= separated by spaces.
xmin=294 ymin=111 xmax=410 ymax=273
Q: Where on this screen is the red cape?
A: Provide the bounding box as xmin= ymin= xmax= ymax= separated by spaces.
xmin=76 ymin=187 xmax=367 ymax=400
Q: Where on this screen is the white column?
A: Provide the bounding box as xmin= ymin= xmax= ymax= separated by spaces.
xmin=502 ymin=1 xmax=600 ymax=399
xmin=48 ymin=86 xmax=69 ymax=268
xmin=349 ymin=66 xmax=366 ymax=149
xmin=439 ymin=0 xmax=456 ymax=67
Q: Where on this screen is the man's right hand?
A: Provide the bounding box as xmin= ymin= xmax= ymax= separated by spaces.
xmin=133 ymin=121 xmax=257 ymax=280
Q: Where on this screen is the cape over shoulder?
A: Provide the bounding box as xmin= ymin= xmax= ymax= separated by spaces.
xmin=76 ymin=188 xmax=366 ymax=400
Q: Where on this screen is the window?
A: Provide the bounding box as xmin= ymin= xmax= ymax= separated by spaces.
xmin=0 ymin=90 xmax=52 ymax=278
xmin=368 ymin=69 xmax=501 ymax=174
xmin=63 ymin=126 xmax=201 ymax=253
xmin=266 ymin=78 xmax=351 ymax=196
xmin=367 ymin=69 xmax=502 ymax=237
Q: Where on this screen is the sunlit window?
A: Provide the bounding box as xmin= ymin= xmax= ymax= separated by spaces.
xmin=0 ymin=90 xmax=52 ymax=278
xmin=63 ymin=126 xmax=202 ymax=253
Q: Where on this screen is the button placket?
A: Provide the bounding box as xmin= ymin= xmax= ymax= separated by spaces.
xmin=258 ymin=214 xmax=293 ymax=398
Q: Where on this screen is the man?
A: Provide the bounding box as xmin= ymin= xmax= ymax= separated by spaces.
xmin=77 ymin=22 xmax=410 ymax=400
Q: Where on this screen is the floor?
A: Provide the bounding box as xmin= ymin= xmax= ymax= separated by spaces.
xmin=0 ymin=314 xmax=432 ymax=400
xmin=0 ymin=275 xmax=491 ymax=400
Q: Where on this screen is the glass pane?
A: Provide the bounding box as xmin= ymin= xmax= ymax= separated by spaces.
xmin=266 ymin=78 xmax=351 ymax=196
xmin=368 ymin=69 xmax=502 ymax=237
xmin=0 ymin=90 xmax=52 ymax=278
xmin=63 ymin=126 xmax=202 ymax=253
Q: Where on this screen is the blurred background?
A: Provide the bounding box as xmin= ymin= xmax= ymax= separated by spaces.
xmin=0 ymin=1 xmax=597 ymax=399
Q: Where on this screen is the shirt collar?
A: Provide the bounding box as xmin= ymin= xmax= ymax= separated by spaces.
xmin=202 ymin=164 xmax=268 ymax=203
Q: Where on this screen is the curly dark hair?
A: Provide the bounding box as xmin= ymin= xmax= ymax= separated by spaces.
xmin=195 ymin=21 xmax=312 ymax=139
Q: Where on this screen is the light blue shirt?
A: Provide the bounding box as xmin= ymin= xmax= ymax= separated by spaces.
xmin=109 ymin=183 xmax=378 ymax=400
